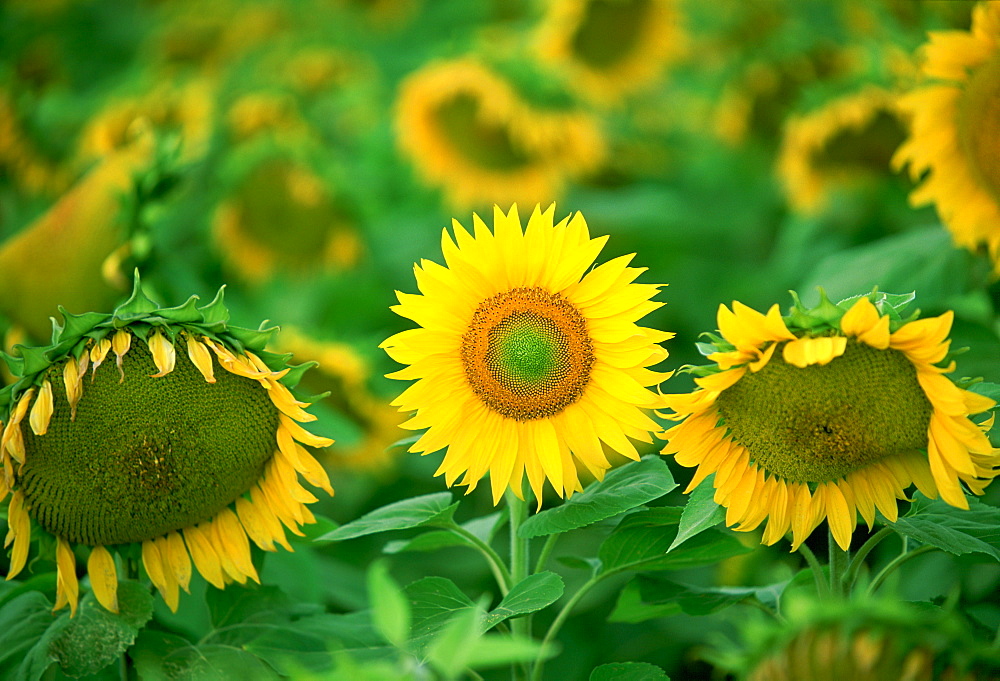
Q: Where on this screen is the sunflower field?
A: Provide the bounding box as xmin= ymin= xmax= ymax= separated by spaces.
xmin=2 ymin=0 xmax=1000 ymax=679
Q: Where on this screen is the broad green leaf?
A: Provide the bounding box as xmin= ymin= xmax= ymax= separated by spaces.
xmin=425 ymin=604 xmax=483 ymax=679
xmin=179 ymin=644 xmax=282 ymax=681
xmin=405 ymin=577 xmax=475 ymax=653
xmin=295 ymin=612 xmax=384 ymax=651
xmin=482 ymin=572 xmax=564 ymax=631
xmin=368 ymin=562 xmax=411 ymax=648
xmin=557 ymin=556 xmax=601 ymax=573
xmin=316 ymin=493 xmax=458 ymax=542
xmin=208 ymin=623 xmax=334 ymax=674
xmin=599 ymin=508 xmax=750 ymax=574
xmin=206 ymin=584 xmax=300 ymax=628
xmin=669 ymin=475 xmax=724 ymax=551
xmin=888 ymin=494 xmax=1000 ymax=561
xmin=384 ymin=531 xmax=470 ymax=554
xmin=464 ymin=634 xmax=549 ymax=670
xmin=520 ymin=457 xmax=676 ymax=538
xmin=591 ymin=662 xmax=670 ymax=681
xmin=608 ymin=580 xmax=681 ymax=624
xmin=0 ymin=592 xmax=60 ymax=680
xmin=636 ymin=576 xmax=779 ymax=616
xmin=51 ymin=580 xmax=154 ymax=678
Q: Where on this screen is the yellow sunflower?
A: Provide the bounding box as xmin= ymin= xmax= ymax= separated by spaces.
xmin=1 ymin=278 xmax=333 ymax=615
xmin=777 ymin=87 xmax=907 ymax=214
xmin=660 ymin=293 xmax=999 ymax=551
xmin=533 ymin=0 xmax=686 ymax=105
xmin=381 ymin=204 xmax=671 ymax=505
xmin=394 ymin=57 xmax=604 ymax=210
xmin=892 ymin=2 xmax=1000 ymax=272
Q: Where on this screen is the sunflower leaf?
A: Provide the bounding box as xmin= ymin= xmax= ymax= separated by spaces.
xmin=887 ymin=494 xmax=1000 ymax=561
xmin=482 ymin=572 xmax=564 ymax=631
xmin=405 ymin=576 xmax=476 ymax=654
xmin=315 ymin=492 xmax=458 ymax=542
xmin=518 ymin=457 xmax=677 ymax=538
xmin=669 ymin=475 xmax=725 ymax=551
xmin=634 ymin=575 xmax=785 ymax=616
xmin=0 ymin=591 xmax=65 ymax=681
xmin=590 ymin=661 xmax=670 ymax=681
xmin=368 ymin=561 xmax=411 ymax=649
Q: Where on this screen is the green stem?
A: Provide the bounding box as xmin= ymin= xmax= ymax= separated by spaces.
xmin=534 ymin=534 xmax=559 ymax=574
xmin=796 ymin=542 xmax=829 ymax=599
xmin=827 ymin=528 xmax=849 ymax=598
xmin=530 ymin=575 xmax=602 ymax=681
xmin=843 ymin=527 xmax=893 ymax=591
xmin=867 ymin=544 xmax=937 ymax=596
xmin=448 ymin=524 xmax=512 ymax=595
xmin=507 ymin=491 xmax=531 ymax=681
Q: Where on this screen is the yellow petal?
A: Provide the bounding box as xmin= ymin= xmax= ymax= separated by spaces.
xmin=87 ymin=546 xmax=119 ymax=613
xmin=182 ymin=524 xmax=225 ymax=589
xmin=212 ymin=508 xmax=259 ymax=584
xmin=159 ymin=532 xmax=192 ymax=593
xmin=235 ymin=496 xmax=277 ymax=551
xmin=90 ymin=338 xmax=112 ymax=372
xmin=280 ymin=414 xmax=334 ymax=448
xmin=782 ymin=336 xmax=847 ymax=367
xmin=112 ymin=330 xmax=131 ymax=382
xmin=29 ymin=380 xmax=53 ymax=436
xmin=186 ymin=336 xmax=216 ymax=383
xmin=6 ymin=491 xmax=30 ymax=579
xmin=147 ymin=332 xmax=176 ymax=378
xmin=63 ymin=357 xmax=83 ymax=421
xmin=55 ymin=537 xmax=79 ymax=617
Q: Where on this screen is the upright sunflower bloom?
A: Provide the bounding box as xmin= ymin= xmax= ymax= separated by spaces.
xmin=1 ymin=277 xmax=333 ymax=615
xmin=381 ymin=205 xmax=671 ymax=504
xmin=660 ymin=293 xmax=998 ymax=551
xmin=892 ymin=2 xmax=1000 ymax=271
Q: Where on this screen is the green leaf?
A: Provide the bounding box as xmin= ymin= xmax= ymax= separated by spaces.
xmin=384 ymin=531 xmax=470 ymax=554
xmin=424 ymin=604 xmax=483 ymax=679
xmin=51 ymin=580 xmax=154 ymax=678
xmin=970 ymin=382 xmax=1000 ymax=409
xmin=888 ymin=494 xmax=1000 ymax=561
xmin=608 ymin=580 xmax=681 ymax=624
xmin=0 ymin=591 xmax=64 ymax=681
xmin=316 ymin=493 xmax=458 ymax=542
xmin=598 ymin=507 xmax=750 ymax=575
xmin=179 ymin=644 xmax=282 ymax=680
xmin=156 ymin=295 xmax=203 ymax=323
xmin=206 ymin=584 xmax=299 ymax=628
xmin=590 ymin=662 xmax=670 ymax=681
xmin=634 ymin=575 xmax=785 ymax=616
xmin=463 ymin=634 xmax=549 ymax=671
xmin=207 ymin=623 xmax=334 ymax=674
xmin=404 ymin=577 xmax=475 ymax=653
xmin=368 ymin=562 xmax=411 ymax=648
xmin=669 ymin=475 xmax=724 ymax=551
xmin=482 ymin=572 xmax=564 ymax=631
xmin=519 ymin=457 xmax=676 ymax=538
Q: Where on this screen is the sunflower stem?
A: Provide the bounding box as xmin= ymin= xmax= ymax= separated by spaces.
xmin=530 ymin=574 xmax=601 ymax=681
xmin=827 ymin=528 xmax=849 ymax=598
xmin=447 ymin=523 xmax=512 ymax=594
xmin=796 ymin=542 xmax=830 ymax=599
xmin=843 ymin=527 xmax=893 ymax=591
xmin=534 ymin=534 xmax=559 ymax=574
xmin=867 ymin=544 xmax=938 ymax=596
xmin=506 ymin=491 xmax=531 ymax=680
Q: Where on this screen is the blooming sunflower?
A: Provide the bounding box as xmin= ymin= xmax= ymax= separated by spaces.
xmin=892 ymin=2 xmax=1000 ymax=272
xmin=660 ymin=292 xmax=999 ymax=551
xmin=777 ymin=87 xmax=907 ymax=214
xmin=0 ymin=276 xmax=333 ymax=615
xmin=395 ymin=57 xmax=604 ymax=210
xmin=381 ymin=204 xmax=671 ymax=505
xmin=533 ymin=0 xmax=686 ymax=105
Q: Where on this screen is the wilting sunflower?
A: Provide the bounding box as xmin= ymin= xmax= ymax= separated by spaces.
xmin=660 ymin=292 xmax=998 ymax=551
xmin=777 ymin=87 xmax=907 ymax=214
xmin=892 ymin=2 xmax=1000 ymax=271
xmin=381 ymin=204 xmax=671 ymax=504
xmin=1 ymin=277 xmax=333 ymax=615
xmin=533 ymin=0 xmax=686 ymax=105
xmin=395 ymin=57 xmax=604 ymax=210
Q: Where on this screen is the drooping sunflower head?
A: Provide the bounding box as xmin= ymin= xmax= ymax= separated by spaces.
xmin=1 ymin=275 xmax=334 ymax=615
xmin=533 ymin=0 xmax=686 ymax=105
xmin=660 ymin=291 xmax=999 ymax=551
xmin=394 ymin=57 xmax=604 ymax=210
xmin=892 ymin=2 xmax=1000 ymax=272
xmin=382 ymin=204 xmax=672 ymax=505
xmin=777 ymin=87 xmax=908 ymax=214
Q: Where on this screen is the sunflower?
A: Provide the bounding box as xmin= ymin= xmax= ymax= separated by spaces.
xmin=777 ymin=87 xmax=907 ymax=214
xmin=1 ymin=277 xmax=333 ymax=615
xmin=213 ymin=155 xmax=363 ymax=282
xmin=381 ymin=204 xmax=671 ymax=505
xmin=533 ymin=0 xmax=686 ymax=105
xmin=659 ymin=293 xmax=999 ymax=551
xmin=395 ymin=57 xmax=604 ymax=210
xmin=892 ymin=2 xmax=1000 ymax=272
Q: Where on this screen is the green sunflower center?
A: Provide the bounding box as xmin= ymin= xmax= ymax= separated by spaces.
xmin=715 ymin=340 xmax=932 ymax=484
xmin=572 ymin=0 xmax=652 ymax=70
xmin=461 ymin=287 xmax=593 ymax=421
xmin=959 ymin=56 xmax=1000 ymax=195
xmin=812 ymin=109 xmax=908 ymax=174
xmin=19 ymin=342 xmax=279 ymax=545
xmin=434 ymin=93 xmax=532 ymax=171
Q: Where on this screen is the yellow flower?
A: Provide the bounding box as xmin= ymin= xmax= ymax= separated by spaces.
xmin=395 ymin=58 xmax=604 ymax=210
xmin=1 ymin=280 xmax=333 ymax=615
xmin=533 ymin=0 xmax=686 ymax=105
xmin=660 ymin=294 xmax=999 ymax=551
xmin=777 ymin=87 xmax=907 ymax=214
xmin=382 ymin=204 xmax=671 ymax=505
xmin=893 ymin=2 xmax=1000 ymax=272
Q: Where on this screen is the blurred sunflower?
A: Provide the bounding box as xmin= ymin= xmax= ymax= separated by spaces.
xmin=382 ymin=204 xmax=671 ymax=504
xmin=1 ymin=279 xmax=333 ymax=615
xmin=226 ymin=91 xmax=309 ymax=143
xmin=892 ymin=2 xmax=1000 ymax=272
xmin=660 ymin=293 xmax=998 ymax=551
xmin=533 ymin=0 xmax=686 ymax=105
xmin=213 ymin=156 xmax=363 ymax=281
xmin=0 ymin=90 xmax=70 ymax=195
xmin=777 ymin=87 xmax=907 ymax=214
xmin=395 ymin=58 xmax=604 ymax=210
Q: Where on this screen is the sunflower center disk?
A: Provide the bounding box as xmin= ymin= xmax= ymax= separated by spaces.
xmin=461 ymin=287 xmax=593 ymax=421
xmin=434 ymin=93 xmax=532 ymax=171
xmin=715 ymin=340 xmax=932 ymax=484
xmin=19 ymin=343 xmax=279 ymax=545
xmin=572 ymin=0 xmax=651 ymax=69
xmin=959 ymin=57 xmax=1000 ymax=195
